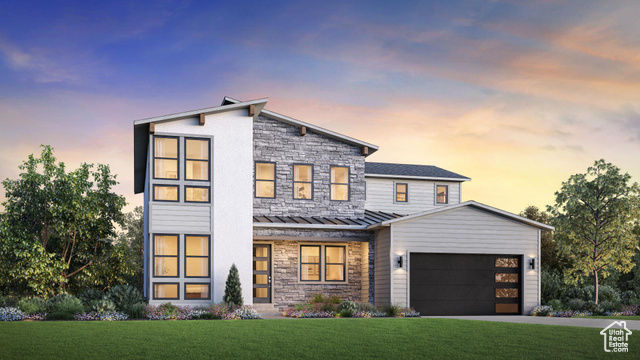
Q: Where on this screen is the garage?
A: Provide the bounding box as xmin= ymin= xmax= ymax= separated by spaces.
xmin=409 ymin=253 xmax=522 ymax=316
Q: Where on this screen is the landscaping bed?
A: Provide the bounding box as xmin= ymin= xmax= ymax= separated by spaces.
xmin=281 ymin=293 xmax=419 ymax=318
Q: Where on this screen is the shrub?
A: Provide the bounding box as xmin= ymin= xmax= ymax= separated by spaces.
xmin=224 ymin=306 xmax=261 ymax=320
xmin=620 ymin=304 xmax=640 ymax=316
xmin=294 ymin=303 xmax=314 ymax=311
xmin=46 ymin=294 xmax=84 ymax=319
xmin=91 ymin=299 xmax=117 ymax=313
xmin=125 ymin=303 xmax=146 ymax=319
xmin=598 ymin=301 xmax=621 ymax=313
xmin=561 ymin=285 xmax=620 ymax=303
xmin=337 ymin=301 xmax=358 ymax=313
xmin=400 ymin=307 xmax=420 ymax=317
xmin=356 ymin=302 xmax=376 ymax=312
xmin=566 ymin=298 xmax=585 ymax=311
xmin=561 ymin=287 xmax=591 ymax=303
xmin=144 ymin=303 xmax=203 ymax=320
xmin=310 ymin=293 xmax=328 ymax=304
xmin=329 ymin=295 xmax=342 ymax=304
xmin=0 ymin=307 xmax=25 ymax=321
xmin=0 ymin=295 xmax=17 ymax=308
xmin=106 ymin=285 xmax=144 ymax=311
xmin=596 ymin=286 xmax=621 ymax=303
xmin=283 ymin=308 xmax=335 ymax=318
xmin=315 ymin=302 xmax=334 ymax=312
xmin=74 ymin=312 xmax=129 ymax=321
xmin=383 ymin=304 xmax=402 ymax=317
xmin=339 ymin=309 xmax=353 ymax=318
xmin=541 ymin=269 xmax=564 ymax=304
xmin=222 ymin=264 xmax=243 ymax=306
xmin=582 ymin=301 xmax=607 ymax=315
xmin=620 ymin=291 xmax=638 ymax=305
xmin=530 ymin=305 xmax=553 ymax=316
xmin=77 ymin=289 xmax=104 ymax=307
xmin=547 ymin=299 xmax=563 ymax=311
xmin=18 ymin=298 xmax=46 ymax=315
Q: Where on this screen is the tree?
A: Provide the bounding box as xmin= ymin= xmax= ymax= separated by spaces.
xmin=520 ymin=206 xmax=564 ymax=272
xmin=548 ymin=159 xmax=640 ymax=303
xmin=222 ymin=264 xmax=243 ymax=306
xmin=117 ymin=206 xmax=144 ymax=292
xmin=0 ymin=145 xmax=131 ymax=295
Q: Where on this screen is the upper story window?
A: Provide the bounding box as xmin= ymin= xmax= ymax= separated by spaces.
xmin=395 ymin=183 xmax=408 ymax=202
xmin=154 ymin=136 xmax=178 ymax=179
xmin=330 ymin=166 xmax=349 ymax=201
xmin=293 ymin=164 xmax=313 ymax=200
xmin=255 ymin=162 xmax=275 ymax=198
xmin=153 ymin=185 xmax=178 ymax=202
xmin=436 ymin=185 xmax=448 ymax=204
xmin=185 ymin=186 xmax=210 ymax=203
xmin=185 ymin=138 xmax=209 ymax=181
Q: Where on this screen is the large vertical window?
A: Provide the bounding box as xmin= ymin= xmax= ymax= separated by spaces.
xmin=330 ymin=166 xmax=349 ymax=201
xmin=154 ymin=235 xmax=178 ymax=277
xmin=153 ymin=283 xmax=179 ymax=300
xmin=436 ymin=185 xmax=448 ymax=204
xmin=300 ymin=245 xmax=320 ymax=281
xmin=325 ymin=246 xmax=345 ymax=282
xmin=293 ymin=164 xmax=313 ymax=200
xmin=153 ymin=185 xmax=178 ymax=202
xmin=185 ymin=235 xmax=210 ymax=277
xmin=154 ymin=136 xmax=178 ymax=179
xmin=185 ymin=138 xmax=210 ymax=181
xmin=395 ymin=183 xmax=408 ymax=202
xmin=255 ymin=162 xmax=275 ymax=198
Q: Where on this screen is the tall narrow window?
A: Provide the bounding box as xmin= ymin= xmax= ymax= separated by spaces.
xmin=185 ymin=138 xmax=209 ymax=181
xmin=300 ymin=245 xmax=320 ymax=281
xmin=154 ymin=136 xmax=178 ymax=179
xmin=325 ymin=246 xmax=345 ymax=282
xmin=185 ymin=235 xmax=209 ymax=277
xmin=154 ymin=235 xmax=178 ymax=277
xmin=293 ymin=164 xmax=313 ymax=200
xmin=185 ymin=186 xmax=210 ymax=203
xmin=436 ymin=185 xmax=448 ymax=204
xmin=153 ymin=185 xmax=178 ymax=202
xmin=330 ymin=166 xmax=349 ymax=201
xmin=395 ymin=183 xmax=408 ymax=202
xmin=255 ymin=162 xmax=275 ymax=198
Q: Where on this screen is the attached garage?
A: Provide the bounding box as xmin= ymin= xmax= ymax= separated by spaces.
xmin=371 ymin=201 xmax=553 ymax=315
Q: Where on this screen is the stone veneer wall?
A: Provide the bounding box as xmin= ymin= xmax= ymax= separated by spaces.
xmin=253 ymin=115 xmax=366 ymax=218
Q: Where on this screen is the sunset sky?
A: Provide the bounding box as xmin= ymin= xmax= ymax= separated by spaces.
xmin=1 ymin=0 xmax=639 ymax=214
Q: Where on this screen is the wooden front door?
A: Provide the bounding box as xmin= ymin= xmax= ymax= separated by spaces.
xmin=253 ymin=244 xmax=271 ymax=303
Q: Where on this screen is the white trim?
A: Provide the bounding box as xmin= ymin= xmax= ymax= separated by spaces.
xmin=364 ymin=174 xmax=470 ymax=182
xmin=253 ymin=223 xmax=367 ymax=230
xmin=367 ymin=201 xmax=554 ymax=231
xmin=134 ymin=98 xmax=268 ymax=125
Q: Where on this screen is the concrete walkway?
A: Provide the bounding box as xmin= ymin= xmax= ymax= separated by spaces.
xmin=423 ymin=316 xmax=640 ymax=330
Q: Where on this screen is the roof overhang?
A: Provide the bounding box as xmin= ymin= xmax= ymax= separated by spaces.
xmin=366 ymin=201 xmax=554 ymax=231
xmin=133 ymin=98 xmax=268 ymax=194
xmin=253 ymin=223 xmax=368 ymax=230
xmin=223 ymin=96 xmax=379 ymax=156
xmin=364 ymin=174 xmax=471 ymax=182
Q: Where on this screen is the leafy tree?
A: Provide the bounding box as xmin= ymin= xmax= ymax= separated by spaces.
xmin=548 ymin=159 xmax=640 ymax=303
xmin=0 ymin=145 xmax=131 ymax=295
xmin=116 ymin=206 xmax=144 ymax=292
xmin=223 ymin=264 xmax=243 ymax=306
xmin=520 ymin=206 xmax=564 ymax=272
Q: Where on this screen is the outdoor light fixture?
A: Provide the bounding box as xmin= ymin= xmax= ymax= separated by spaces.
xmin=397 ymin=256 xmax=403 ymax=268
xmin=530 ymin=258 xmax=535 ymax=270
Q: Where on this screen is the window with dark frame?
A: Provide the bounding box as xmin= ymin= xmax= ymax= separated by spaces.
xmin=185 ymin=283 xmax=210 ymax=300
xmin=436 ymin=185 xmax=448 ymax=204
xmin=153 ymin=283 xmax=179 ymax=300
xmin=255 ymin=162 xmax=276 ymax=198
xmin=153 ymin=185 xmax=179 ymax=202
xmin=293 ymin=164 xmax=313 ymax=200
xmin=325 ymin=246 xmax=346 ymax=282
xmin=185 ymin=235 xmax=210 ymax=277
xmin=185 ymin=138 xmax=210 ymax=181
xmin=185 ymin=186 xmax=210 ymax=203
xmin=154 ymin=235 xmax=178 ymax=277
xmin=395 ymin=183 xmax=408 ymax=202
xmin=154 ymin=136 xmax=179 ymax=179
xmin=300 ymin=245 xmax=321 ymax=281
xmin=330 ymin=166 xmax=349 ymax=201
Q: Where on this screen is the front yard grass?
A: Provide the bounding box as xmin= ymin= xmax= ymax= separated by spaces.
xmin=1 ymin=318 xmax=636 ymax=359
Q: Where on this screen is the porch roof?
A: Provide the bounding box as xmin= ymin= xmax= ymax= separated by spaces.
xmin=252 ymin=210 xmax=405 ymax=230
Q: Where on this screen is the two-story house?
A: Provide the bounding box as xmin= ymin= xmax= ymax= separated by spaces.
xmin=133 ymin=96 xmax=552 ymax=316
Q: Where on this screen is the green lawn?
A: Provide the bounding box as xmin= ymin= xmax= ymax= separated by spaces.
xmin=0 ymin=318 xmax=635 ymax=359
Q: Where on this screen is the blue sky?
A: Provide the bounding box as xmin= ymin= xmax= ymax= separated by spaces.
xmin=1 ymin=0 xmax=639 ymax=213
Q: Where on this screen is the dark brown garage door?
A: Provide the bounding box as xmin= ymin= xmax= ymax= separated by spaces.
xmin=410 ymin=253 xmax=522 ymax=316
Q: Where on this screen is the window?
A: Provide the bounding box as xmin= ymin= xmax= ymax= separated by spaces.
xmin=495 ymin=258 xmax=519 ymax=268
xmin=330 ymin=166 xmax=349 ymax=201
xmin=154 ymin=235 xmax=178 ymax=277
xmin=293 ymin=164 xmax=313 ymax=200
xmin=300 ymin=245 xmax=320 ymax=281
xmin=154 ymin=136 xmax=178 ymax=179
xmin=185 ymin=186 xmax=210 ymax=203
xmin=185 ymin=138 xmax=209 ymax=181
xmin=153 ymin=283 xmax=179 ymax=300
xmin=495 ymin=288 xmax=519 ymax=298
xmin=153 ymin=185 xmax=178 ymax=202
xmin=325 ymin=246 xmax=346 ymax=281
xmin=255 ymin=162 xmax=275 ymax=198
xmin=395 ymin=183 xmax=408 ymax=202
xmin=436 ymin=185 xmax=448 ymax=204
xmin=185 ymin=283 xmax=210 ymax=299
xmin=495 ymin=273 xmax=518 ymax=283
xmin=185 ymin=235 xmax=209 ymax=277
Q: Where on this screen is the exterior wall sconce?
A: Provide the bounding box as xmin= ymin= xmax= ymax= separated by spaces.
xmin=530 ymin=258 xmax=535 ymax=270
xmin=397 ymin=256 xmax=404 ymax=268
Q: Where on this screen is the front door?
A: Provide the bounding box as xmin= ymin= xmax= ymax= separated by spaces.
xmin=253 ymin=244 xmax=271 ymax=303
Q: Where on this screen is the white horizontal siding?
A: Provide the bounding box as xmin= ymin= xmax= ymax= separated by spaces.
xmin=150 ymin=204 xmax=211 ymax=233
xmin=365 ymin=177 xmax=460 ymax=214
xmin=374 ymin=228 xmax=391 ymax=306
xmin=390 ymin=206 xmax=540 ymax=313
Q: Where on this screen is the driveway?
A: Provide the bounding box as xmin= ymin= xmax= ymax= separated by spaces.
xmin=423 ymin=316 xmax=640 ymax=330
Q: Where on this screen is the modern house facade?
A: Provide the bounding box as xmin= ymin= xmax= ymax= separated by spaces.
xmin=133 ymin=96 xmax=552 ymax=316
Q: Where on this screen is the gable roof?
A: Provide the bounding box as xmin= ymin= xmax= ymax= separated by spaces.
xmin=367 ymin=201 xmax=554 ymax=231
xmin=365 ymin=162 xmax=470 ymax=181
xmin=133 ymin=98 xmax=268 ymax=194
xmin=222 ymin=96 xmax=379 ymax=155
